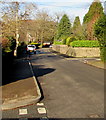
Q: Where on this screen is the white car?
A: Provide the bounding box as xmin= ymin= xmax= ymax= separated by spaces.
xmin=49 ymin=45 xmax=53 ymax=48
xmin=26 ymin=45 xmax=36 ymax=54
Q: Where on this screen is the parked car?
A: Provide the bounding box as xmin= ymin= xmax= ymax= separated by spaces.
xmin=26 ymin=45 xmax=36 ymax=54
xmin=49 ymin=45 xmax=53 ymax=48
xmin=43 ymin=42 xmax=51 ymax=47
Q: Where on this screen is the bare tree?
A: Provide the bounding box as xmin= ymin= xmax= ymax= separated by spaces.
xmin=34 ymin=10 xmax=56 ymax=45
xmin=53 ymin=12 xmax=64 ymax=23
xmin=1 ymin=1 xmax=37 ymax=56
xmin=1 ymin=2 xmax=56 ymax=49
xmin=1 ymin=2 xmax=37 ymax=38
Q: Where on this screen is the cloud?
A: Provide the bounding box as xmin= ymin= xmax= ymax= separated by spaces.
xmin=35 ymin=0 xmax=105 ymax=23
xmin=35 ymin=1 xmax=92 ymax=23
xmin=1 ymin=0 xmax=105 ymax=23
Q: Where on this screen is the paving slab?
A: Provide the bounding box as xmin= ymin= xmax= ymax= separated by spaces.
xmin=1 ymin=59 xmax=41 ymax=110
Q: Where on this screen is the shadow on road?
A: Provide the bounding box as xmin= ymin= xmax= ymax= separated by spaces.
xmin=31 ymin=65 xmax=55 ymax=100
xmin=32 ymin=65 xmax=55 ymax=77
xmin=2 ymin=58 xmax=55 ymax=86
xmin=2 ymin=60 xmax=31 ymax=86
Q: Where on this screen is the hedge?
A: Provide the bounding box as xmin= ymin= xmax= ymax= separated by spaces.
xmin=53 ymin=41 xmax=64 ymax=45
xmin=70 ymin=40 xmax=99 ymax=47
xmin=30 ymin=42 xmax=40 ymax=45
xmin=66 ymin=36 xmax=77 ymax=46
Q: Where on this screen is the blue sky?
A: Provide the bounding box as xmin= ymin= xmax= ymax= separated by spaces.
xmin=1 ymin=0 xmax=105 ymax=23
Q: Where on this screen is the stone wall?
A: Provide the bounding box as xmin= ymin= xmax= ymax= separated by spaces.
xmin=52 ymin=45 xmax=100 ymax=57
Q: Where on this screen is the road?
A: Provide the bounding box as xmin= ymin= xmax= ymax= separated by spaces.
xmin=2 ymin=48 xmax=104 ymax=119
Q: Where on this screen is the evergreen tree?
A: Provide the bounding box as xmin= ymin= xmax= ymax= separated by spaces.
xmin=72 ymin=16 xmax=84 ymax=40
xmin=83 ymin=0 xmax=103 ymax=23
xmin=73 ymin=16 xmax=81 ymax=30
xmin=94 ymin=14 xmax=106 ymax=62
xmin=83 ymin=0 xmax=103 ymax=40
xmin=55 ymin=14 xmax=71 ymax=41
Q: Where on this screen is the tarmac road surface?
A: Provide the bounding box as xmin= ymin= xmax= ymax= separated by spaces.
xmin=31 ymin=48 xmax=104 ymax=118
xmin=2 ymin=48 xmax=104 ymax=119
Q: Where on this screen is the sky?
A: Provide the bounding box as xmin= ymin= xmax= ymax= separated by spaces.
xmin=0 ymin=0 xmax=106 ymax=23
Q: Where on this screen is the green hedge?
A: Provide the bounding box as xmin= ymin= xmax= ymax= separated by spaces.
xmin=30 ymin=42 xmax=40 ymax=45
xmin=66 ymin=36 xmax=77 ymax=46
xmin=70 ymin=40 xmax=99 ymax=47
xmin=53 ymin=41 xmax=64 ymax=45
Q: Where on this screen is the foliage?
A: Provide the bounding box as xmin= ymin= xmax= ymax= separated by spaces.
xmin=30 ymin=42 xmax=41 ymax=48
xmin=1 ymin=2 xmax=57 ymax=45
xmin=83 ymin=1 xmax=103 ymax=24
xmin=53 ymin=40 xmax=63 ymax=45
xmin=66 ymin=36 xmax=77 ymax=46
xmin=2 ymin=37 xmax=9 ymax=48
xmin=7 ymin=36 xmax=16 ymax=51
xmin=100 ymin=47 xmax=106 ymax=62
xmin=94 ymin=14 xmax=106 ymax=62
xmin=94 ymin=14 xmax=106 ymax=47
xmin=72 ymin=16 xmax=84 ymax=40
xmin=73 ymin=16 xmax=81 ymax=30
xmin=83 ymin=0 xmax=103 ymax=40
xmin=33 ymin=10 xmax=57 ymax=44
xmin=2 ymin=37 xmax=11 ymax=52
xmin=70 ymin=40 xmax=99 ymax=47
xmin=2 ymin=36 xmax=16 ymax=53
xmin=60 ymin=36 xmax=68 ymax=45
xmin=1 ymin=2 xmax=37 ymax=41
xmin=30 ymin=42 xmax=40 ymax=45
xmin=55 ymin=14 xmax=71 ymax=40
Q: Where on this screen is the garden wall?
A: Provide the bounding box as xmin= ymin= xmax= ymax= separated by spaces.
xmin=52 ymin=45 xmax=100 ymax=57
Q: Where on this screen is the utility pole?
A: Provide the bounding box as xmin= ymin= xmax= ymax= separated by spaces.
xmin=14 ymin=2 xmax=19 ymax=57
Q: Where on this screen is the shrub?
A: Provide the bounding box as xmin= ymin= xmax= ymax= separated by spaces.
xmin=7 ymin=36 xmax=16 ymax=51
xmin=60 ymin=36 xmax=68 ymax=45
xmin=53 ymin=40 xmax=63 ymax=45
xmin=70 ymin=40 xmax=99 ymax=47
xmin=94 ymin=14 xmax=106 ymax=62
xmin=62 ymin=39 xmax=66 ymax=44
xmin=2 ymin=36 xmax=16 ymax=58
xmin=31 ymin=42 xmax=40 ymax=45
xmin=2 ymin=37 xmax=10 ymax=50
xmin=30 ymin=42 xmax=41 ymax=48
xmin=2 ymin=37 xmax=12 ymax=53
xmin=66 ymin=36 xmax=77 ymax=46
xmin=100 ymin=47 xmax=106 ymax=62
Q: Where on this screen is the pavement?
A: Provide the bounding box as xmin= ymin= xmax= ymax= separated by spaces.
xmin=1 ymin=56 xmax=41 ymax=111
xmin=87 ymin=60 xmax=106 ymax=69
